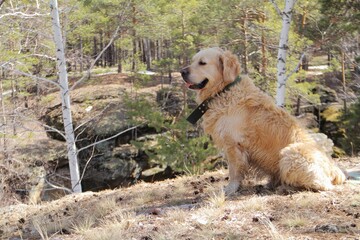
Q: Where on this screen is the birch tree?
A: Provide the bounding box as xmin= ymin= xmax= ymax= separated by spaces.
xmin=50 ymin=0 xmax=82 ymax=193
xmin=271 ymin=0 xmax=296 ymax=107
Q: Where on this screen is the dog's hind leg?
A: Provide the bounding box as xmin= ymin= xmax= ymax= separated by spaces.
xmin=279 ymin=143 xmax=344 ymax=191
xmin=224 ymin=145 xmax=249 ymax=195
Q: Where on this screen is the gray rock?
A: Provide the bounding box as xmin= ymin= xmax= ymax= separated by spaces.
xmin=314 ymin=224 xmax=339 ymax=233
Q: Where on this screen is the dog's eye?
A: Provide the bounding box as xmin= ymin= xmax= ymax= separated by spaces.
xmin=199 ymin=60 xmax=206 ymax=66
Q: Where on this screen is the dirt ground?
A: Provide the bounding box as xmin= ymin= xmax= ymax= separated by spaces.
xmin=1 ymin=157 xmax=359 ymax=240
xmin=1 ymin=72 xmax=360 ymax=240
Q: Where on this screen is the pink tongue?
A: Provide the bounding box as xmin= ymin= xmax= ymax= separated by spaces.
xmin=185 ymin=82 xmax=193 ymax=88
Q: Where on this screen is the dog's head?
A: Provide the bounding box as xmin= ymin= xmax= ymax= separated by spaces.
xmin=180 ymin=47 xmax=240 ymax=98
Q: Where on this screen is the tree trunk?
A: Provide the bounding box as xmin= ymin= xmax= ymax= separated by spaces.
xmin=100 ymin=31 xmax=104 ymax=67
xmin=0 ymin=76 xmax=8 ymax=161
xmin=341 ymin=50 xmax=347 ymax=113
xmin=50 ymin=0 xmax=82 ymax=193
xmin=80 ymin=36 xmax=83 ymax=73
xmin=295 ymin=95 xmax=301 ymax=116
xmin=275 ymin=0 xmax=295 ymax=107
xmin=93 ymin=36 xmax=98 ymax=66
xmin=131 ymin=1 xmax=137 ymax=71
xmin=241 ymin=11 xmax=249 ymax=74
xmin=260 ymin=13 xmax=267 ymax=76
xmin=118 ymin=47 xmax=122 ymax=73
xmin=143 ymin=38 xmax=151 ymax=70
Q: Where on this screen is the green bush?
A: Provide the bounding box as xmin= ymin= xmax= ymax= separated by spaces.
xmin=339 ymin=98 xmax=360 ymax=155
xmin=124 ymin=91 xmax=217 ymax=174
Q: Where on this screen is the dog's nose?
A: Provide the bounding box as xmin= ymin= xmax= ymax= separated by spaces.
xmin=180 ymin=68 xmax=189 ymax=78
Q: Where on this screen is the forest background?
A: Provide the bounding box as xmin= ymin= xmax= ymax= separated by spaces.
xmin=0 ymin=0 xmax=360 ymax=201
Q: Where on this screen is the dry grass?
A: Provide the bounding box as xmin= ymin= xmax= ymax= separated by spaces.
xmin=281 ymin=214 xmax=309 ymax=229
xmin=1 ymin=164 xmax=360 ymax=240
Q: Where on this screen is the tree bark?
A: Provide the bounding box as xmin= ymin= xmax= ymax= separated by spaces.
xmin=341 ymin=49 xmax=347 ymax=113
xmin=241 ymin=10 xmax=249 ymax=74
xmin=50 ymin=0 xmax=82 ymax=193
xmin=259 ymin=13 xmax=267 ymax=76
xmin=131 ymin=1 xmax=137 ymax=71
xmin=100 ymin=31 xmax=104 ymax=67
xmin=80 ymin=36 xmax=83 ymax=73
xmin=0 ymin=76 xmax=8 ymax=161
xmin=143 ymin=38 xmax=151 ymax=70
xmin=93 ymin=36 xmax=98 ymax=66
xmin=118 ymin=47 xmax=122 ymax=73
xmin=0 ymin=0 xmax=6 ymax=8
xmin=275 ymin=0 xmax=295 ymax=107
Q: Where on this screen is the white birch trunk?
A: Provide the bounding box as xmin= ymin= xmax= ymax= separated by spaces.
xmin=275 ymin=0 xmax=295 ymax=107
xmin=50 ymin=0 xmax=82 ymax=193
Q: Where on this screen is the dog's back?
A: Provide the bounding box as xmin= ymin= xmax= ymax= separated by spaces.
xmin=203 ymin=75 xmax=345 ymax=190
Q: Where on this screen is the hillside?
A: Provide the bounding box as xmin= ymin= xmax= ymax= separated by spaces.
xmin=1 ymin=68 xmax=360 ymax=239
xmin=1 ymin=160 xmax=360 ymax=240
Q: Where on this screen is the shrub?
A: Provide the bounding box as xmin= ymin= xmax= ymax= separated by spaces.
xmin=339 ymin=98 xmax=360 ymax=155
xmin=124 ymin=91 xmax=217 ymax=174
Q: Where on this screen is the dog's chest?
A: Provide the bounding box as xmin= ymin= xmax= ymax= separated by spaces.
xmin=202 ymin=110 xmax=247 ymax=147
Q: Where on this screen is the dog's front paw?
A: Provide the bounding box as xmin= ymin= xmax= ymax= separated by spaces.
xmin=224 ymin=182 xmax=240 ymax=196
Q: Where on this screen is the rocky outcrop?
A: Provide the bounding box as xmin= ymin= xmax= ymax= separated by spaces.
xmin=38 ymin=82 xmax=187 ymax=195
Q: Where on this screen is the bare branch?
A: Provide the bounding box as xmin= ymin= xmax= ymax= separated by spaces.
xmin=74 ymin=99 xmax=114 ymax=133
xmin=70 ymin=25 xmax=121 ymax=90
xmin=269 ymin=0 xmax=282 ymax=17
xmin=44 ymin=178 xmax=73 ymax=194
xmin=284 ymin=52 xmax=306 ymax=82
xmin=78 ymin=137 xmax=98 ymax=186
xmin=28 ymin=53 xmax=57 ymax=61
xmin=77 ymin=124 xmax=144 ymax=154
xmin=1 ymin=63 xmax=61 ymax=88
xmin=16 ymin=115 xmax=66 ymax=140
xmin=70 ymin=1 xmax=131 ymax=90
xmin=0 ymin=12 xmax=48 ymax=19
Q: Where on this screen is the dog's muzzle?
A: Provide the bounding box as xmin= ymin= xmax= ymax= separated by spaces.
xmin=180 ymin=67 xmax=209 ymax=90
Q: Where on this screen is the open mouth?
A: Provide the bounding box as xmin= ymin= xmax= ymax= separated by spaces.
xmin=185 ymin=79 xmax=209 ymax=90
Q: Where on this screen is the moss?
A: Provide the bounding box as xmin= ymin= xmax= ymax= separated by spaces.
xmin=321 ymin=105 xmax=342 ymax=122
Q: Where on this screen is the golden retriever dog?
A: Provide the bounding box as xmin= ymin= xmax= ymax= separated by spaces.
xmin=181 ymin=47 xmax=346 ymax=195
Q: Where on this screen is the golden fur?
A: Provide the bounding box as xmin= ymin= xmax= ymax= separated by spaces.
xmin=181 ymin=47 xmax=346 ymax=194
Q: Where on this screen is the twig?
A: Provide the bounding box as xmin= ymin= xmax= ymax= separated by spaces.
xmin=0 ymin=0 xmax=5 ymax=8
xmin=74 ymin=103 xmax=113 ymax=132
xmin=0 ymin=12 xmax=48 ymax=19
xmin=44 ymin=178 xmax=73 ymax=194
xmin=1 ymin=63 xmax=61 ymax=88
xmin=70 ymin=1 xmax=131 ymax=90
xmin=284 ymin=52 xmax=306 ymax=82
xmin=70 ymin=25 xmax=121 ymax=90
xmin=77 ymin=124 xmax=144 ymax=154
xmin=78 ymin=137 xmax=98 ymax=186
xmin=269 ymin=0 xmax=282 ymax=17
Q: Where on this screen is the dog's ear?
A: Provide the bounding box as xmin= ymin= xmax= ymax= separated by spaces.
xmin=219 ymin=51 xmax=240 ymax=84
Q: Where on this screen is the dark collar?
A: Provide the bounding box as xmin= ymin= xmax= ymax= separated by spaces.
xmin=186 ymin=76 xmax=242 ymax=125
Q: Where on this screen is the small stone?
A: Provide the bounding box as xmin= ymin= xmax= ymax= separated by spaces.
xmin=315 ymin=224 xmax=339 ymax=233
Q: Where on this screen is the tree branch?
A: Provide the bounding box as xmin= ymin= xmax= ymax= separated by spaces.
xmin=28 ymin=53 xmax=57 ymax=61
xmin=0 ymin=0 xmax=5 ymax=8
xmin=1 ymin=63 xmax=61 ymax=88
xmin=269 ymin=0 xmax=282 ymax=17
xmin=0 ymin=12 xmax=48 ymax=19
xmin=70 ymin=1 xmax=131 ymax=90
xmin=77 ymin=124 xmax=144 ymax=154
xmin=284 ymin=52 xmax=306 ymax=82
xmin=44 ymin=178 xmax=73 ymax=194
xmin=78 ymin=137 xmax=98 ymax=186
xmin=70 ymin=25 xmax=121 ymax=90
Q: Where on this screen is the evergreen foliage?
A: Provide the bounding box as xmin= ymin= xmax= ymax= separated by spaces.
xmin=340 ymin=98 xmax=360 ymax=155
xmin=123 ymin=89 xmax=217 ymax=174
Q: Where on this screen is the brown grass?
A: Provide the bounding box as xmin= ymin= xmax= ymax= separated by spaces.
xmin=1 ymin=161 xmax=360 ymax=240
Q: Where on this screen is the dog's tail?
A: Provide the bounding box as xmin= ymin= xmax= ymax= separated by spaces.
xmin=331 ymin=166 xmax=346 ymax=185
